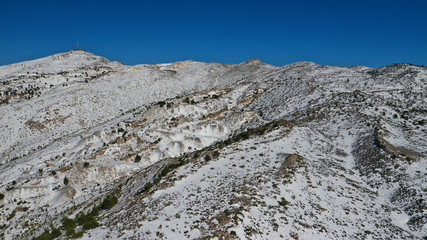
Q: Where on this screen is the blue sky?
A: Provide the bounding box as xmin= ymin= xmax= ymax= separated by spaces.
xmin=1 ymin=0 xmax=426 ymax=67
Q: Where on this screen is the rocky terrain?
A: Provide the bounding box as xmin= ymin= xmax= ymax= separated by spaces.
xmin=0 ymin=50 xmax=425 ymax=239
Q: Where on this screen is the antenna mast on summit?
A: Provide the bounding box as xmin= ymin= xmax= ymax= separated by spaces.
xmin=76 ymin=42 xmax=79 ymax=50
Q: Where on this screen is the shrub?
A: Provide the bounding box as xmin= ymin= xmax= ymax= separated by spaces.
xmin=33 ymin=229 xmax=52 ymax=240
xmin=83 ymin=162 xmax=89 ymax=168
xmin=62 ymin=218 xmax=76 ymax=230
xmin=254 ymin=127 xmax=266 ymax=135
xmin=76 ymin=213 xmax=89 ymax=226
xmin=89 ymin=206 xmax=101 ymax=217
xmin=212 ymin=151 xmax=220 ymax=158
xmin=240 ymin=131 xmax=250 ymax=139
xmin=205 ymin=155 xmax=211 ymax=161
xmin=7 ymin=211 xmax=15 ymax=220
xmin=224 ymin=209 xmax=231 ymax=216
xmin=0 ymin=193 xmax=4 ymax=200
xmin=72 ymin=231 xmax=84 ymax=238
xmin=233 ymin=135 xmax=242 ymax=142
xmin=134 ymin=155 xmax=142 ymax=163
xmin=278 ymin=197 xmax=289 ymax=209
xmin=51 ymin=228 xmax=61 ymax=238
xmin=63 ymin=177 xmax=69 ymax=185
xmin=100 ymin=195 xmax=118 ymax=210
xmin=141 ymin=182 xmax=153 ymax=193
xmin=158 ymin=101 xmax=166 ymax=107
xmin=82 ymin=219 xmax=99 ymax=230
xmin=76 ymin=212 xmax=99 ymax=230
xmin=160 ymin=162 xmax=183 ymax=177
xmin=66 ymin=227 xmax=76 ymax=236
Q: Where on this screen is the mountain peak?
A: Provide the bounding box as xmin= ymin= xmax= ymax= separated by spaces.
xmin=288 ymin=61 xmax=317 ymax=67
xmin=243 ymin=58 xmax=265 ymax=65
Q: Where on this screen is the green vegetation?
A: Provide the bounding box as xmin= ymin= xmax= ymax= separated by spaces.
xmin=32 ymin=226 xmax=61 ymax=240
xmin=63 ymin=177 xmax=69 ymax=185
xmin=278 ymin=197 xmax=289 ymax=210
xmin=66 ymin=227 xmax=76 ymax=236
xmin=138 ymin=182 xmax=154 ymax=194
xmin=158 ymin=101 xmax=166 ymax=107
xmin=51 ymin=228 xmax=61 ymax=238
xmin=0 ymin=193 xmax=4 ymax=200
xmin=34 ymin=194 xmax=118 ymax=240
xmin=137 ymin=158 xmax=189 ymax=195
xmin=82 ymin=218 xmax=99 ymax=230
xmin=76 ymin=212 xmax=98 ymax=227
xmin=83 ymin=162 xmax=90 ymax=168
xmin=7 ymin=211 xmax=16 ymax=220
xmin=62 ymin=218 xmax=76 ymax=236
xmin=100 ymin=195 xmax=118 ymax=210
xmin=33 ymin=229 xmax=53 ymax=240
xmin=134 ymin=155 xmax=142 ymax=163
xmin=161 ymin=163 xmax=180 ymax=177
xmin=212 ymin=150 xmax=220 ymax=158
xmin=72 ymin=231 xmax=84 ymax=238
xmin=222 ymin=119 xmax=292 ymax=145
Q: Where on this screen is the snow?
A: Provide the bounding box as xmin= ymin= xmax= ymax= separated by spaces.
xmin=0 ymin=51 xmax=425 ymax=239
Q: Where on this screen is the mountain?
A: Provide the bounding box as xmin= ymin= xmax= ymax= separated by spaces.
xmin=0 ymin=50 xmax=425 ymax=240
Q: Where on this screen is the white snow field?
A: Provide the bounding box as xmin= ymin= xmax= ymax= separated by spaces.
xmin=0 ymin=51 xmax=425 ymax=239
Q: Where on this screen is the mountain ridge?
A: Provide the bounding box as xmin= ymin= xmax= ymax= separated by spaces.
xmin=0 ymin=51 xmax=425 ymax=239
xmin=3 ymin=49 xmax=423 ymax=69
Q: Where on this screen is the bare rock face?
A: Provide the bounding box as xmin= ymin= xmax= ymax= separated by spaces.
xmin=0 ymin=51 xmax=425 ymax=239
xmin=56 ymin=185 xmax=77 ymax=201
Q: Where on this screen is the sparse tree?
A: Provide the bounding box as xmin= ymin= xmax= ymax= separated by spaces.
xmin=64 ymin=177 xmax=69 ymax=185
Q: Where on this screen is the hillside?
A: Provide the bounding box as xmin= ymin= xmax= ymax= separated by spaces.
xmin=0 ymin=51 xmax=425 ymax=239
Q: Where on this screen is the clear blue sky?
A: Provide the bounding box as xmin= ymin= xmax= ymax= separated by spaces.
xmin=1 ymin=0 xmax=426 ymax=67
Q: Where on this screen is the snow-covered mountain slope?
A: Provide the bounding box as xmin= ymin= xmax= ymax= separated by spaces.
xmin=0 ymin=51 xmax=425 ymax=239
xmin=0 ymin=51 xmax=275 ymax=163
